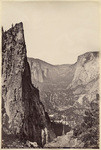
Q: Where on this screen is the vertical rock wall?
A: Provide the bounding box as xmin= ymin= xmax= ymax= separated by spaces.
xmin=2 ymin=22 xmax=55 ymax=147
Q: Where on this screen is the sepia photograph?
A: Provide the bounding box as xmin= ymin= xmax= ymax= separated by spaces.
xmin=1 ymin=0 xmax=100 ymax=149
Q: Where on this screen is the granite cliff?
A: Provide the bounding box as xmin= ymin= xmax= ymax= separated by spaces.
xmin=68 ymin=52 xmax=99 ymax=91
xmin=2 ymin=22 xmax=55 ymax=148
xmin=28 ymin=58 xmax=76 ymax=90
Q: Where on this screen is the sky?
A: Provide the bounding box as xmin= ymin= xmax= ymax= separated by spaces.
xmin=2 ymin=1 xmax=100 ymax=65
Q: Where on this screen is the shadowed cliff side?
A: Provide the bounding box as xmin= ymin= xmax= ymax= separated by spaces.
xmin=2 ymin=22 xmax=55 ymax=148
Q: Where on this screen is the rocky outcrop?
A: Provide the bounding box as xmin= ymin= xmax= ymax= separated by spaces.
xmin=44 ymin=130 xmax=84 ymax=148
xmin=2 ymin=22 xmax=55 ymax=147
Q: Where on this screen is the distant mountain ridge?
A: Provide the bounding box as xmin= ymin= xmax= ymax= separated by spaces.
xmin=28 ymin=51 xmax=99 ymax=91
xmin=28 ymin=57 xmax=76 ymax=91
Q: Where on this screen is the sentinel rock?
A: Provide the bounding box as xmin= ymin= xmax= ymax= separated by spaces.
xmin=2 ymin=23 xmax=26 ymax=136
xmin=2 ymin=22 xmax=55 ymax=147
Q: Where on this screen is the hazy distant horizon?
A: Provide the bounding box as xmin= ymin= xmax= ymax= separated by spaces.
xmin=2 ymin=1 xmax=100 ymax=64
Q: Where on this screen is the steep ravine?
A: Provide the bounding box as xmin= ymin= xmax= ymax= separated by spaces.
xmin=2 ymin=22 xmax=55 ymax=148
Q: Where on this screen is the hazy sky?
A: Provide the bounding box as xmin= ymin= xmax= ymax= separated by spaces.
xmin=2 ymin=1 xmax=100 ymax=65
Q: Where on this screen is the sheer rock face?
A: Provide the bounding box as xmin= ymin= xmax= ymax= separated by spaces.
xmin=2 ymin=22 xmax=55 ymax=147
xmin=68 ymin=52 xmax=100 ymax=104
xmin=69 ymin=52 xmax=99 ymax=88
xmin=2 ymin=23 xmax=26 ymax=135
xmin=28 ymin=57 xmax=75 ymax=89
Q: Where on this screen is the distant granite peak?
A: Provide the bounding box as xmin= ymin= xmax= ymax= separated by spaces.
xmin=77 ymin=51 xmax=99 ymax=64
xmin=71 ymin=51 xmax=99 ymax=88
